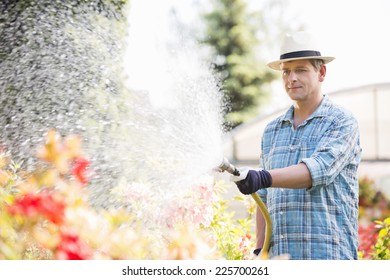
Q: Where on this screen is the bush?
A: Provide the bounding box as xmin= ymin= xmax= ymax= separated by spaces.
xmin=206 ymin=182 xmax=256 ymax=260
xmin=371 ymin=218 xmax=390 ymax=260
xmin=0 ymin=130 xmax=255 ymax=260
xmin=358 ymin=177 xmax=390 ymax=259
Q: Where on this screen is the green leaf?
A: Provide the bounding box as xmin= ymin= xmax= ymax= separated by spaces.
xmin=379 ymin=228 xmax=388 ymax=239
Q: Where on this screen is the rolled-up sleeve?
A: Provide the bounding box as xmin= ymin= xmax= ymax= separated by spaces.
xmin=301 ymin=114 xmax=361 ymax=191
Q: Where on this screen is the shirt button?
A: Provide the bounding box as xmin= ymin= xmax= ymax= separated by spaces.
xmin=280 ymin=235 xmax=284 ymax=239
xmin=280 ymin=211 xmax=284 ymax=215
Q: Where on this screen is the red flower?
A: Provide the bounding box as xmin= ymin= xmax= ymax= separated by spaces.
xmin=72 ymin=157 xmax=90 ymax=186
xmin=7 ymin=192 xmax=65 ymax=225
xmin=358 ymin=223 xmax=378 ymax=259
xmin=56 ymin=232 xmax=92 ymax=260
xmin=238 ymin=233 xmax=252 ymax=251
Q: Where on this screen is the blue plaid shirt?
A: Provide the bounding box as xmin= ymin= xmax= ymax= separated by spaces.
xmin=258 ymin=95 xmax=361 ymax=259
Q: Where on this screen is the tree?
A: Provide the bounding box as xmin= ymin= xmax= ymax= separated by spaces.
xmin=201 ymin=0 xmax=276 ymax=129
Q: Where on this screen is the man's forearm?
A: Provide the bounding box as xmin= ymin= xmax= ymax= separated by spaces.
xmin=269 ymin=163 xmax=312 ymax=189
xmin=255 ymin=206 xmax=266 ymax=249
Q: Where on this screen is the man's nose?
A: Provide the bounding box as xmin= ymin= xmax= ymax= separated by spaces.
xmin=288 ymin=72 xmax=297 ymax=82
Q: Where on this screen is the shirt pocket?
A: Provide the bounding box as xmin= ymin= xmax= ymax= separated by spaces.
xmin=300 ymin=140 xmax=318 ymax=160
xmin=266 ymin=145 xmax=292 ymax=169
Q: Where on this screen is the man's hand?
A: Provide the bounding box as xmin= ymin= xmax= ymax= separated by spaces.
xmin=232 ymin=167 xmax=272 ymax=195
xmin=231 ymin=167 xmax=251 ymax=182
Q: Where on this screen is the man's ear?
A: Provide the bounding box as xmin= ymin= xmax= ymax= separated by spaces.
xmin=319 ymin=64 xmax=326 ymax=82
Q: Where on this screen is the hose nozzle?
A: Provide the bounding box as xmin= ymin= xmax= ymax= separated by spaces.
xmin=218 ymin=157 xmax=240 ymax=176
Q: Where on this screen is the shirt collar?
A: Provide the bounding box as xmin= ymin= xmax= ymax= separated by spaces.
xmin=281 ymin=95 xmax=330 ymax=125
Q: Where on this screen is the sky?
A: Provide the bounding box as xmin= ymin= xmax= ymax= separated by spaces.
xmin=125 ymin=0 xmax=390 ymax=109
xmin=285 ymin=0 xmax=390 ymax=93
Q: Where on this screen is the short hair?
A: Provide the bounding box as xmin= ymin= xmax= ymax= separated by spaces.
xmin=310 ymin=59 xmax=325 ymax=71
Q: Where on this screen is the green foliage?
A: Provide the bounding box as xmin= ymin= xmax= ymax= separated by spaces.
xmin=206 ymin=181 xmax=256 ymax=259
xmin=0 ymin=132 xmax=223 ymax=260
xmin=358 ymin=177 xmax=390 ymax=259
xmin=372 ymin=218 xmax=390 ymax=260
xmin=201 ymin=0 xmax=276 ymax=128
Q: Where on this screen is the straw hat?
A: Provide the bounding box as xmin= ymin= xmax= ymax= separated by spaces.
xmin=267 ymin=31 xmax=335 ymax=70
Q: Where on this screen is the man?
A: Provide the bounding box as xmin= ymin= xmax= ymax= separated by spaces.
xmin=233 ymin=31 xmax=361 ymax=259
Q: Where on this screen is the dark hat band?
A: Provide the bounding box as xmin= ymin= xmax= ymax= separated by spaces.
xmin=280 ymin=50 xmax=321 ymax=60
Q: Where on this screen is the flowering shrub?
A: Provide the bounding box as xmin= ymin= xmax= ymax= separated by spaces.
xmin=4 ymin=130 xmax=390 ymax=260
xmin=358 ymin=222 xmax=379 ymax=259
xmin=371 ymin=218 xmax=390 ymax=260
xmin=0 ymin=130 xmax=143 ymax=259
xmin=358 ymin=177 xmax=390 ymax=259
xmin=358 ymin=218 xmax=390 ymax=260
xmin=0 ymin=129 xmax=255 ymax=260
xmin=206 ymin=183 xmax=256 ymax=260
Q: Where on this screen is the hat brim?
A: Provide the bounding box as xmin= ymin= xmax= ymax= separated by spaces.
xmin=267 ymin=56 xmax=335 ymax=70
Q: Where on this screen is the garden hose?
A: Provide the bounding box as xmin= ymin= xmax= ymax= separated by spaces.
xmin=217 ymin=157 xmax=272 ymax=258
xmin=250 ymin=192 xmax=272 ymax=259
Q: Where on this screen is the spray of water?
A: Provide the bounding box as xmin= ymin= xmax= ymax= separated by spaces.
xmin=119 ymin=1 xmax=228 ymax=225
xmin=0 ymin=1 xmax=228 ymax=230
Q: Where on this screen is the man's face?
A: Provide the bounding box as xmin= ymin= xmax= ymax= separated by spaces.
xmin=280 ymin=59 xmax=325 ymax=102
